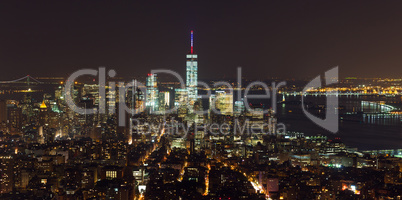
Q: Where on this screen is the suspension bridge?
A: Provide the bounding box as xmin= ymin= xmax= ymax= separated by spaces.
xmin=0 ymin=75 xmax=43 ymax=85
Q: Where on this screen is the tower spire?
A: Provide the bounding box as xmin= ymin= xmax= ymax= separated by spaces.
xmin=191 ymin=30 xmax=194 ymax=54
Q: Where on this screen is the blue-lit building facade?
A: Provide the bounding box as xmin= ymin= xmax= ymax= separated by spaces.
xmin=186 ymin=30 xmax=198 ymax=106
xmin=146 ymin=73 xmax=158 ymax=114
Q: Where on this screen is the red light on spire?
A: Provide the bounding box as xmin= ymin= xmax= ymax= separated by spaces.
xmin=191 ymin=30 xmax=194 ymax=54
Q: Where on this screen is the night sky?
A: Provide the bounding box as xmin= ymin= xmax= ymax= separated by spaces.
xmin=1 ymin=1 xmax=402 ymax=80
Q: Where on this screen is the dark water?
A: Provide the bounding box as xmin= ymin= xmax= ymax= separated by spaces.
xmin=276 ymin=95 xmax=402 ymax=150
xmin=199 ymin=90 xmax=402 ymax=150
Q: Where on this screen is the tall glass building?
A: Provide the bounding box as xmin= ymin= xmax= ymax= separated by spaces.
xmin=174 ymin=88 xmax=189 ymax=118
xmin=158 ymin=91 xmax=170 ymax=112
xmin=146 ymin=73 xmax=158 ymax=114
xmin=186 ymin=30 xmax=198 ymax=105
xmin=209 ymin=90 xmax=233 ymax=116
xmin=234 ymin=99 xmax=245 ymax=117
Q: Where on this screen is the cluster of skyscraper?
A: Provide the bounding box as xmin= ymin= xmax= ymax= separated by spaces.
xmin=145 ymin=31 xmax=199 ymax=115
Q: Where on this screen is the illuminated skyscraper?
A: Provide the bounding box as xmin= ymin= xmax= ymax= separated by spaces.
xmin=209 ymin=90 xmax=233 ymax=116
xmin=186 ymin=30 xmax=198 ymax=105
xmin=39 ymin=100 xmax=48 ymax=126
xmin=158 ymin=91 xmax=170 ymax=112
xmin=146 ymin=73 xmax=158 ymax=114
xmin=7 ymin=104 xmax=22 ymax=133
xmin=174 ymin=88 xmax=188 ymax=118
xmin=234 ymin=99 xmax=245 ymax=117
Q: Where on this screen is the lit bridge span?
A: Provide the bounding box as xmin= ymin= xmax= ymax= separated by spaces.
xmin=0 ymin=75 xmax=43 ymax=85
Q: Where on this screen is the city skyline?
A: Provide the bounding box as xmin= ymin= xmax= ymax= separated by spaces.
xmin=0 ymin=2 xmax=402 ymax=200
